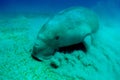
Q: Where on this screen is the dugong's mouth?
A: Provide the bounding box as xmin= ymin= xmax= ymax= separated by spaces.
xmin=31 ymin=54 xmax=42 ymax=61
xmin=32 ymin=42 xmax=86 ymax=61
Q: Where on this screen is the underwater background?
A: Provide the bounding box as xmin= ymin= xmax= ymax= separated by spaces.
xmin=0 ymin=0 xmax=120 ymax=80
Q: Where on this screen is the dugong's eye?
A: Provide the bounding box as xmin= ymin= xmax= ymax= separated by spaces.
xmin=55 ymin=36 xmax=59 ymax=40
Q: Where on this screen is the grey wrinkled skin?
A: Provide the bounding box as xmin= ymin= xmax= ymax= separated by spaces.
xmin=32 ymin=7 xmax=99 ymax=61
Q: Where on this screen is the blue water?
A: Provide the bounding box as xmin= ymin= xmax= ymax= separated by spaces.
xmin=0 ymin=0 xmax=117 ymax=14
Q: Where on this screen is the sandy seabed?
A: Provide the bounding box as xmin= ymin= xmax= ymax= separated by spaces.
xmin=0 ymin=14 xmax=120 ymax=80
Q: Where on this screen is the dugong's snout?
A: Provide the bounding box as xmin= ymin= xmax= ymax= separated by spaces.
xmin=31 ymin=46 xmax=43 ymax=61
xmin=32 ymin=41 xmax=55 ymax=61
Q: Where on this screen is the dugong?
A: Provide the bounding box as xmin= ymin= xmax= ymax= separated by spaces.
xmin=32 ymin=7 xmax=99 ymax=61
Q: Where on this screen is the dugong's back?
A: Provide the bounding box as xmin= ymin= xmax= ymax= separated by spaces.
xmin=46 ymin=7 xmax=99 ymax=32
